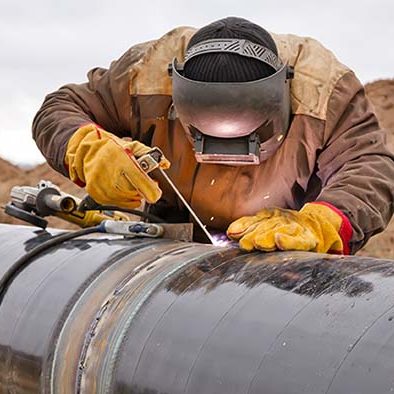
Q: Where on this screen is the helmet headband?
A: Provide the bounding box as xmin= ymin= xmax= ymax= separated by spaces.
xmin=184 ymin=38 xmax=282 ymax=72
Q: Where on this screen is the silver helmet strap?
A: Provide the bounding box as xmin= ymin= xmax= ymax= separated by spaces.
xmin=184 ymin=38 xmax=282 ymax=71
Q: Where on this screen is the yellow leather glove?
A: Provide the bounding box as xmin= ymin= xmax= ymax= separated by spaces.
xmin=65 ymin=124 xmax=170 ymax=209
xmin=227 ymin=203 xmax=352 ymax=254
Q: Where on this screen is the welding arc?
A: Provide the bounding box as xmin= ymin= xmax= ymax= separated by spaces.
xmin=158 ymin=168 xmax=215 ymax=244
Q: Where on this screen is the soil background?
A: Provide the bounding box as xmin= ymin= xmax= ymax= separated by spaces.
xmin=1 ymin=79 xmax=394 ymax=258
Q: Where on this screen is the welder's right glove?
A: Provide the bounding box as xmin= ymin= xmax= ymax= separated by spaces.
xmin=227 ymin=203 xmax=353 ymax=254
xmin=65 ymin=123 xmax=170 ymax=209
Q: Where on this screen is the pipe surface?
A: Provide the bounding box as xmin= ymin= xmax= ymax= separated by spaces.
xmin=0 ymin=223 xmax=394 ymax=394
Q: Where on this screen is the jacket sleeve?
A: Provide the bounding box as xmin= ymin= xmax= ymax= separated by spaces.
xmin=32 ymin=44 xmax=148 ymax=176
xmin=316 ymin=71 xmax=394 ymax=253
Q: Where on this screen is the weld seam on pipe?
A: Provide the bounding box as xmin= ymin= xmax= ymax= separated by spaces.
xmin=49 ymin=239 xmax=166 ymax=394
xmin=99 ymin=247 xmax=223 ymax=394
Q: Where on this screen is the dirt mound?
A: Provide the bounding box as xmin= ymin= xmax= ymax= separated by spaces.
xmin=1 ymin=79 xmax=394 ymax=257
xmin=365 ymin=79 xmax=394 ymax=151
xmin=356 ymin=79 xmax=394 ymax=257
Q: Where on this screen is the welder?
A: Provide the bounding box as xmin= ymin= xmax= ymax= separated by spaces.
xmin=32 ymin=17 xmax=394 ymax=254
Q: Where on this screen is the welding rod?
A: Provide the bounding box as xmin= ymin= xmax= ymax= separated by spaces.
xmin=159 ymin=168 xmax=215 ymax=245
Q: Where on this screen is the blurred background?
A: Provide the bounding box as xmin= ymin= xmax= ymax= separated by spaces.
xmin=1 ymin=0 xmax=393 ymax=165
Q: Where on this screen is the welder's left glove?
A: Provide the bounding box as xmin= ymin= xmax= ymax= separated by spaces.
xmin=227 ymin=202 xmax=353 ymax=254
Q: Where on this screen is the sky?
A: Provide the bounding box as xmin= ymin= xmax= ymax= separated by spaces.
xmin=0 ymin=0 xmax=393 ymax=165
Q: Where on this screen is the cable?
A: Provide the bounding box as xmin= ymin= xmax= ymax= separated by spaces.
xmin=0 ymin=226 xmax=101 ymax=305
xmin=78 ymin=195 xmax=165 ymax=222
xmin=88 ymin=205 xmax=164 ymax=223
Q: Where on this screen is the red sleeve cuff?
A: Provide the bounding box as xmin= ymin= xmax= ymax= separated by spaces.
xmin=311 ymin=201 xmax=353 ymax=255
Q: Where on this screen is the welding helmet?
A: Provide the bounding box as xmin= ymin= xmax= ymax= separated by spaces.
xmin=169 ymin=20 xmax=294 ymax=165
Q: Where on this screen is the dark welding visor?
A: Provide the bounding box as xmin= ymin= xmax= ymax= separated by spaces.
xmin=170 ymin=51 xmax=293 ymax=165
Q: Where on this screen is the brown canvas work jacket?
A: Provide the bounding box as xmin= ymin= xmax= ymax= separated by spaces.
xmin=32 ymin=27 xmax=394 ymax=253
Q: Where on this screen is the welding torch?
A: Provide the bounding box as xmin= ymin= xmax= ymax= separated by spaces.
xmin=79 ymin=147 xmax=215 ymax=244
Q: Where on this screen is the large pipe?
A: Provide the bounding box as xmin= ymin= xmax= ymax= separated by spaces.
xmin=1 ymin=223 xmax=394 ymax=394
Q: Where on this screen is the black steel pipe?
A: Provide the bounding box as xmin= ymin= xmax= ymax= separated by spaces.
xmin=1 ymin=223 xmax=394 ymax=394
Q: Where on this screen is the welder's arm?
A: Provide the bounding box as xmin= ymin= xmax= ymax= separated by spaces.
xmin=228 ymin=72 xmax=394 ymax=255
xmin=32 ymin=47 xmax=172 ymax=208
xmin=315 ymin=71 xmax=394 ymax=253
xmin=32 ymin=48 xmax=140 ymax=177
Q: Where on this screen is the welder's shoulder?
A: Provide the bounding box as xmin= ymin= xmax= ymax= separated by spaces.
xmin=272 ymin=33 xmax=353 ymax=121
xmin=121 ymin=26 xmax=196 ymax=96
